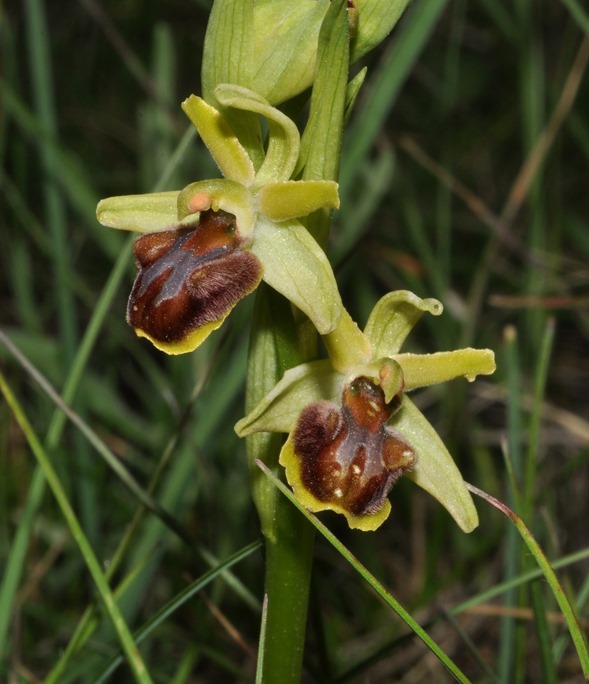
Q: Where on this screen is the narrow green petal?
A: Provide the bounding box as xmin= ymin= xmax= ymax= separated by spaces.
xmin=235 ymin=360 xmax=341 ymax=436
xmin=364 ymin=291 xmax=443 ymax=357
xmin=177 ymin=179 xmax=256 ymax=237
xmin=396 ymin=349 xmax=496 ymax=391
xmin=258 ymin=180 xmax=339 ymax=221
xmin=215 ymin=84 xmax=300 ymax=184
xmin=393 ymin=396 xmax=479 ymax=532
xmin=279 ymin=434 xmax=392 ymax=531
xmin=96 ymin=191 xmax=181 ymax=233
xmin=252 ymin=217 xmax=342 ymax=334
xmin=181 ymin=95 xmax=255 ymax=186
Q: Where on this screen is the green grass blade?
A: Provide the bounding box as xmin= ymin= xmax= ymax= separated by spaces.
xmin=0 ymin=331 xmax=191 ymax=544
xmin=340 ymin=0 xmax=449 ymax=197
xmin=255 ymin=594 xmax=269 ymax=684
xmin=562 ymin=0 xmax=589 ymax=37
xmin=25 ymin=0 xmax=77 ymax=362
xmin=452 ymin=546 xmax=589 ymax=615
xmin=0 ymin=466 xmax=46 ymax=659
xmin=0 ymin=372 xmax=154 ymax=684
xmin=523 ymin=318 xmax=556 ymax=521
xmin=467 ymin=483 xmax=589 ymax=679
xmin=94 ymin=540 xmax=261 ymax=683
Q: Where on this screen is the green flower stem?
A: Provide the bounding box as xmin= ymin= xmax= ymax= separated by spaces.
xmin=246 ymin=285 xmax=315 ymax=682
xmin=261 ymin=493 xmax=315 ymax=683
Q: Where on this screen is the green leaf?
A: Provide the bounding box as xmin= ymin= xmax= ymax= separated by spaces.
xmin=251 ymin=0 xmax=330 ymax=105
xmin=297 ymin=0 xmax=350 ymax=183
xmin=252 ymin=216 xmax=343 ymax=335
xmin=351 ymin=0 xmax=412 ymax=62
xmin=201 ymin=0 xmax=254 ymax=103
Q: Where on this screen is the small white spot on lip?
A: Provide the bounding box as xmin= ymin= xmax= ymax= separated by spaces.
xmin=334 ymin=488 xmax=343 ymax=498
xmin=352 ymin=464 xmax=361 ymax=475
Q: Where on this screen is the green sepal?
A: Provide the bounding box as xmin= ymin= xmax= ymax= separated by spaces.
xmin=181 ymin=95 xmax=255 ymax=186
xmin=252 ymin=216 xmax=343 ymax=335
xmin=236 ymin=359 xmax=340 ymax=436
xmin=258 ymin=181 xmax=339 ymax=222
xmin=96 ymin=191 xmax=181 ymax=233
xmin=392 ymin=396 xmax=479 ymax=533
xmin=364 ymin=291 xmax=443 ymax=358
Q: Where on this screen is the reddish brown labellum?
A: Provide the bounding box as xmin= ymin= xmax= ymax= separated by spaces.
xmin=127 ymin=209 xmax=262 ymax=344
xmin=293 ymin=377 xmax=415 ymax=516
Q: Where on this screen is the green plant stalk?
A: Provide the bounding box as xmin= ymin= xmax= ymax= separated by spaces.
xmin=245 ymin=284 xmax=315 ymax=683
xmin=261 ymin=495 xmax=315 ymax=682
xmin=246 ymin=4 xmax=351 ymax=677
xmin=467 ymin=483 xmax=589 ymax=679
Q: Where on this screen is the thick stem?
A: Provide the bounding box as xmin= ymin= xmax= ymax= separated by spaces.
xmin=246 ymin=284 xmax=316 ymax=682
xmin=261 ymin=496 xmax=315 ymax=683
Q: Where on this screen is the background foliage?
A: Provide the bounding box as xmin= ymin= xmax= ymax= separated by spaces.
xmin=1 ymin=0 xmax=588 ymax=681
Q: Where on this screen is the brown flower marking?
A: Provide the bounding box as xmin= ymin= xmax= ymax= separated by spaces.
xmin=127 ymin=209 xmax=262 ymax=345
xmin=293 ymin=376 xmax=415 ymax=516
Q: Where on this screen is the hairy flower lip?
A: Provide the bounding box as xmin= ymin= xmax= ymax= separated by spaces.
xmin=126 ymin=209 xmax=263 ymax=354
xmin=288 ymin=376 xmax=416 ymax=522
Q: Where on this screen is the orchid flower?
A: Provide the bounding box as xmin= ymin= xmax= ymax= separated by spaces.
xmin=236 ymin=291 xmax=496 ymax=532
xmin=96 ymin=85 xmax=342 ymax=354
